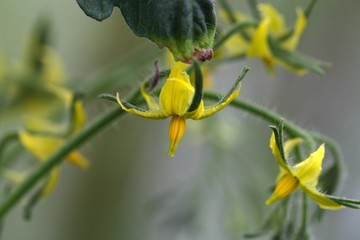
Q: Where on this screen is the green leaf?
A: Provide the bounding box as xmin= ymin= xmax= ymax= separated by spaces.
xmin=76 ymin=0 xmax=216 ymax=62
xmin=76 ymin=0 xmax=120 ymax=21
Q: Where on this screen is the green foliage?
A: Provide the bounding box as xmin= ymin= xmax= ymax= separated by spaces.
xmin=76 ymin=0 xmax=216 ymax=61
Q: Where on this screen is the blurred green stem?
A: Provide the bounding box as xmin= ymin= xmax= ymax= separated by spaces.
xmin=217 ymin=0 xmax=237 ymax=23
xmin=247 ymin=0 xmax=260 ymax=20
xmin=299 ymin=192 xmax=308 ymax=238
xmin=0 ymin=90 xmax=142 ymax=219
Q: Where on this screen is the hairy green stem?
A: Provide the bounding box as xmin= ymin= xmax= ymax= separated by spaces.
xmin=204 ymin=92 xmax=315 ymax=145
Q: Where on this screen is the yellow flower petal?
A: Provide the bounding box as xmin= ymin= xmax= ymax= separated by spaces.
xmin=266 ymin=173 xmax=299 ymax=205
xmin=282 ymin=8 xmax=307 ymax=51
xmin=116 ymin=93 xmax=166 ymax=119
xmin=40 ymin=47 xmax=66 ymax=85
xmin=192 ymin=87 xmax=240 ymax=120
xmin=168 ymin=116 xmax=186 ymax=157
xmin=71 ymin=99 xmax=86 ymax=134
xmin=19 ymin=130 xmax=64 ymax=161
xmin=41 ymin=167 xmax=61 ymax=197
xmin=301 ymin=185 xmax=344 ymax=210
xmin=291 ymin=144 xmax=325 ymax=187
xmin=159 ymin=67 xmax=194 ymax=116
xmin=67 ymin=151 xmax=90 ymax=170
xmin=165 ymin=50 xmax=189 ymax=71
xmin=140 ymin=83 xmax=161 ymax=112
xmin=258 ymin=4 xmax=286 ymax=37
xmin=269 ymin=132 xmax=290 ymax=172
xmin=247 ymin=18 xmax=274 ymax=71
xmin=284 ymin=138 xmax=303 ymax=158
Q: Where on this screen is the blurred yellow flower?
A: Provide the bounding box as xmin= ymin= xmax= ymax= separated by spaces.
xmin=247 ymin=4 xmax=307 ymax=73
xmin=18 ymin=94 xmax=89 ymax=197
xmin=117 ymin=66 xmax=240 ymax=156
xmin=266 ymin=133 xmax=343 ymax=210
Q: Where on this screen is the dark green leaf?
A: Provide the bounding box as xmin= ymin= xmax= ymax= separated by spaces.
xmin=76 ymin=0 xmax=216 ymax=62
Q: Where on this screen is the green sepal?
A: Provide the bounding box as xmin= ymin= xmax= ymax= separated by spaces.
xmin=98 ymin=93 xmax=117 ymax=103
xmin=187 ymin=60 xmax=203 ymax=112
xmin=269 ymin=121 xmax=287 ymax=165
xmin=269 ymin=40 xmax=331 ymax=75
xmin=327 ymin=196 xmax=360 ymax=209
xmin=76 ymin=0 xmax=216 ymax=62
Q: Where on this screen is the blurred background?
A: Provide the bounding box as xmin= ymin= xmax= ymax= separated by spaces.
xmin=1 ymin=0 xmax=360 ymax=239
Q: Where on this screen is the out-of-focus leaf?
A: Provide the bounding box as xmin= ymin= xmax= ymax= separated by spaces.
xmin=269 ymin=40 xmax=330 ymax=75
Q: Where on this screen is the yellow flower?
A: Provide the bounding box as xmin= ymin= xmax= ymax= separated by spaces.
xmin=18 ymin=93 xmax=89 ymax=197
xmin=166 ymin=50 xmax=213 ymax=89
xmin=266 ymin=133 xmax=343 ymax=210
xmin=247 ymin=4 xmax=307 ymax=74
xmin=117 ymin=66 xmax=241 ymax=157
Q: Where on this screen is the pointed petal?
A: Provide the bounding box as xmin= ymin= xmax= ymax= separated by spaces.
xmin=292 ymin=144 xmax=325 ymax=187
xmin=282 ymin=8 xmax=307 ymax=51
xmin=168 ymin=116 xmax=186 ymax=157
xmin=71 ymin=99 xmax=86 ymax=134
xmin=40 ymin=47 xmax=66 ymax=85
xmin=67 ymin=151 xmax=90 ymax=170
xmin=258 ymin=4 xmax=286 ymax=37
xmin=270 ymin=132 xmax=290 ymax=172
xmin=41 ymin=167 xmax=61 ymax=197
xmin=247 ymin=18 xmax=274 ymax=66
xmin=284 ymin=138 xmax=303 ymax=159
xmin=193 ymin=87 xmax=240 ymax=120
xmin=266 ymin=173 xmax=298 ymax=205
xmin=116 ymin=93 xmax=167 ymax=119
xmin=301 ymin=185 xmax=344 ymax=210
xmin=18 ymin=130 xmax=64 ymax=161
xmin=140 ymin=83 xmax=161 ymax=112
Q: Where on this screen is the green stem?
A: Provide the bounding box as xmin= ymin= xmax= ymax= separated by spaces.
xmin=0 ymin=91 xmax=142 ymax=219
xmin=299 ymin=192 xmax=308 ymax=238
xmin=213 ymin=21 xmax=257 ymax=50
xmin=204 ymin=92 xmax=315 ymax=146
xmin=305 ymin=0 xmax=318 ymax=19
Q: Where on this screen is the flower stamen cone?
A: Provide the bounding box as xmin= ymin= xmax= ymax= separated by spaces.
xmin=168 ymin=116 xmax=186 ymax=157
xmin=266 ymin=174 xmax=298 ymax=205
